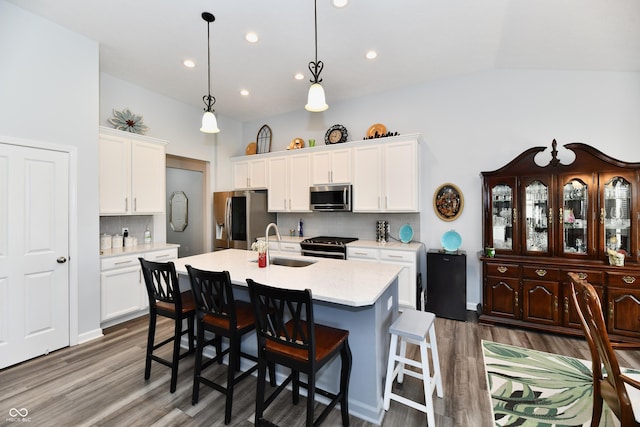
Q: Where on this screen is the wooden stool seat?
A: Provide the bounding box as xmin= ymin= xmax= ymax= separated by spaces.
xmin=383 ymin=309 xmax=443 ymax=426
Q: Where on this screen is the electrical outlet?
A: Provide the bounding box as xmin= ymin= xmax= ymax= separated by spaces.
xmin=122 ymin=227 xmax=129 ymax=235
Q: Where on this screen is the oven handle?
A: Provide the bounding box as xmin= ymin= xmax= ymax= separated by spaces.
xmin=301 ymin=249 xmax=346 ymax=260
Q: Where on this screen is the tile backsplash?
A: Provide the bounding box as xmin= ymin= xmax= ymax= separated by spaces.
xmin=276 ymin=212 xmax=421 ymax=242
xmin=100 ymin=215 xmax=154 ymax=242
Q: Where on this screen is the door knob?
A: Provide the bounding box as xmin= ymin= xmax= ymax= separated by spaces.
xmin=57 ymin=257 xmax=67 ymax=264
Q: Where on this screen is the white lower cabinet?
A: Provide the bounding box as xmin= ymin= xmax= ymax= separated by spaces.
xmin=100 ymin=247 xmax=178 ymax=326
xmin=347 ymin=244 xmax=422 ymax=309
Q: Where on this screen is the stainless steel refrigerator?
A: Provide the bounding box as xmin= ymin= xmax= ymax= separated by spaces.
xmin=213 ymin=190 xmax=276 ymax=250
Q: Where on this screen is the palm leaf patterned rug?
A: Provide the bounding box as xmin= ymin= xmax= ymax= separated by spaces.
xmin=482 ymin=340 xmax=640 ymax=427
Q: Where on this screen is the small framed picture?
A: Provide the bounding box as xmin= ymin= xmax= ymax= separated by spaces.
xmin=433 ymin=183 xmax=464 ymax=222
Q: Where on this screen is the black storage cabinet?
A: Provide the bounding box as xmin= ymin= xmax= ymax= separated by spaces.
xmin=426 ymin=249 xmax=467 ymax=321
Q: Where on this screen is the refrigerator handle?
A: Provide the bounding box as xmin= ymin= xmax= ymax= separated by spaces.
xmin=225 ymin=196 xmax=232 ymax=246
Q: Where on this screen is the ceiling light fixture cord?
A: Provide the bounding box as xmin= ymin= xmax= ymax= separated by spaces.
xmin=203 ymin=12 xmax=216 ymax=112
xmin=308 ymin=0 xmax=323 ymax=84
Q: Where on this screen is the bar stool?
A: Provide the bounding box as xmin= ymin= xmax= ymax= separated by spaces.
xmin=139 ymin=258 xmax=196 ymax=393
xmin=383 ymin=309 xmax=443 ymax=426
xmin=186 ymin=265 xmax=262 ymax=424
xmin=247 ymin=278 xmax=352 ymax=427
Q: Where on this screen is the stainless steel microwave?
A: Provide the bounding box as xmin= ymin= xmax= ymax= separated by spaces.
xmin=309 ymin=184 xmax=352 ymax=212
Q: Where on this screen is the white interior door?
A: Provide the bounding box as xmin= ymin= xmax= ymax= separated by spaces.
xmin=0 ymin=143 xmax=70 ymax=369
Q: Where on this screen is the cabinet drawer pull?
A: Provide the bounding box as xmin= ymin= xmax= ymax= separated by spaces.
xmin=353 ymin=251 xmax=368 ymax=256
xmin=535 ymin=269 xmax=547 ymax=277
xmin=563 ymin=297 xmax=569 ymax=313
xmin=114 ymin=260 xmax=133 ymax=265
xmin=387 ymin=255 xmax=403 ymax=259
xmin=154 ymin=254 xmax=171 ymax=259
xmin=622 ymin=275 xmax=636 ymax=284
xmin=577 ymin=272 xmax=588 ymax=280
xmin=497 ymin=266 xmax=508 ymax=273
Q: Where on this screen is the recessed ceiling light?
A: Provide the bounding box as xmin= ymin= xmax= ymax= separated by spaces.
xmin=240 ymin=89 xmax=249 ymax=96
xmin=245 ymin=32 xmax=259 ymax=43
xmin=294 ymin=73 xmax=305 ymax=80
xmin=332 ymin=0 xmax=349 ymax=8
xmin=365 ymin=50 xmax=378 ymax=60
xmin=183 ymin=59 xmax=196 ymax=68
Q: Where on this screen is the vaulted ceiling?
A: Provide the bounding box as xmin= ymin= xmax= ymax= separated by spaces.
xmin=8 ymin=0 xmax=640 ymax=122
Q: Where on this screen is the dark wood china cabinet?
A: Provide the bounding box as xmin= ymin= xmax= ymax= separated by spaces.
xmin=480 ymin=140 xmax=640 ymax=341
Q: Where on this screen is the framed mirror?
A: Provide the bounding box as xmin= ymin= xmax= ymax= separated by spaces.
xmin=169 ymin=191 xmax=188 ymax=232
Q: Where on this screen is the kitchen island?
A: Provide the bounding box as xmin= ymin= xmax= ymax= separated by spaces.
xmin=172 ymin=249 xmax=401 ymax=425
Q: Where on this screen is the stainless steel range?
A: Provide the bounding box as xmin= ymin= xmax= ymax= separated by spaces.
xmin=300 ymin=236 xmax=358 ymax=259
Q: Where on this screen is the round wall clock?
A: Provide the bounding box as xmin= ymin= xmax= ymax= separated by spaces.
xmin=433 ymin=183 xmax=464 ymax=221
xmin=325 ymin=124 xmax=348 ymax=145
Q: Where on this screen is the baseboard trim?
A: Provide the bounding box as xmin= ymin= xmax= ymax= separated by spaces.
xmin=77 ymin=328 xmax=103 ymax=345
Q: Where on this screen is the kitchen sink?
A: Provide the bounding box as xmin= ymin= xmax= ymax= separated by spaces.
xmin=251 ymin=257 xmax=316 ymax=267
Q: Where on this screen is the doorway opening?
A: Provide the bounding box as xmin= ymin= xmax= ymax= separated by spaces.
xmin=166 ymin=155 xmax=210 ymax=257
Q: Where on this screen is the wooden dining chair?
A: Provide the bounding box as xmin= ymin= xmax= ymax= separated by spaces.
xmin=139 ymin=258 xmax=196 ymax=393
xmin=568 ymin=272 xmax=640 ymax=426
xmin=247 ymin=278 xmax=352 ymax=427
xmin=186 ymin=265 xmax=262 ymax=424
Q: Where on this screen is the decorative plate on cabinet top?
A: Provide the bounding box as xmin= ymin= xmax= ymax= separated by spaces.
xmin=441 ymin=229 xmax=462 ymax=252
xmin=245 ymin=142 xmax=257 ymax=155
xmin=367 ymin=123 xmax=387 ymax=138
xmin=399 ymin=224 xmax=414 ymax=243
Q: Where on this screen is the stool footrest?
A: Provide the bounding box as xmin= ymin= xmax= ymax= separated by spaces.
xmin=387 ymin=392 xmax=428 ymax=413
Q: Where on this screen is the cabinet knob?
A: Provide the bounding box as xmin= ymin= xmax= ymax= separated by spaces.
xmin=535 ymin=269 xmax=547 ymax=277
xmin=57 ymin=256 xmax=67 ymax=264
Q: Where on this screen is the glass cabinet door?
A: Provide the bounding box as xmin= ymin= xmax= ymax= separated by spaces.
xmin=601 ymin=173 xmax=633 ymax=259
xmin=490 ymin=182 xmax=515 ymax=251
xmin=524 ymin=178 xmax=551 ymax=254
xmin=561 ymin=177 xmax=589 ymax=256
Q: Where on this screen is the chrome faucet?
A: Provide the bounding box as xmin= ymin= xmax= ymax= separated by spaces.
xmin=265 ymin=223 xmax=282 ymax=266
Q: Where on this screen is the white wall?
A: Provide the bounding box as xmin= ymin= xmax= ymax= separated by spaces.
xmin=242 ymin=69 xmax=640 ymax=307
xmin=0 ymin=0 xmax=100 ymax=338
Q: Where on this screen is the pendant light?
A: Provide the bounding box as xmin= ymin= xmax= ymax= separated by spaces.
xmin=200 ymin=12 xmax=220 ymax=133
xmin=305 ymin=0 xmax=329 ymax=112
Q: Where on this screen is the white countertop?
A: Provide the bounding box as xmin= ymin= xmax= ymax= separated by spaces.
xmin=100 ymin=243 xmax=180 ymax=258
xmin=347 ymin=239 xmax=424 ymax=251
xmin=172 ymin=249 xmax=401 ymax=307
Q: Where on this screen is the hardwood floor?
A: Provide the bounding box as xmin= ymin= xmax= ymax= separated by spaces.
xmin=1 ymin=313 xmax=638 ymax=427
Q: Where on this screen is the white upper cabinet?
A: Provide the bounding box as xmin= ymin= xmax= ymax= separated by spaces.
xmin=99 ymin=127 xmax=167 ymax=215
xmin=268 ymin=153 xmax=310 ymax=212
xmin=233 ymin=157 xmax=268 ymax=189
xmin=353 ymin=137 xmax=420 ymax=212
xmin=310 ymin=148 xmax=351 ymax=185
